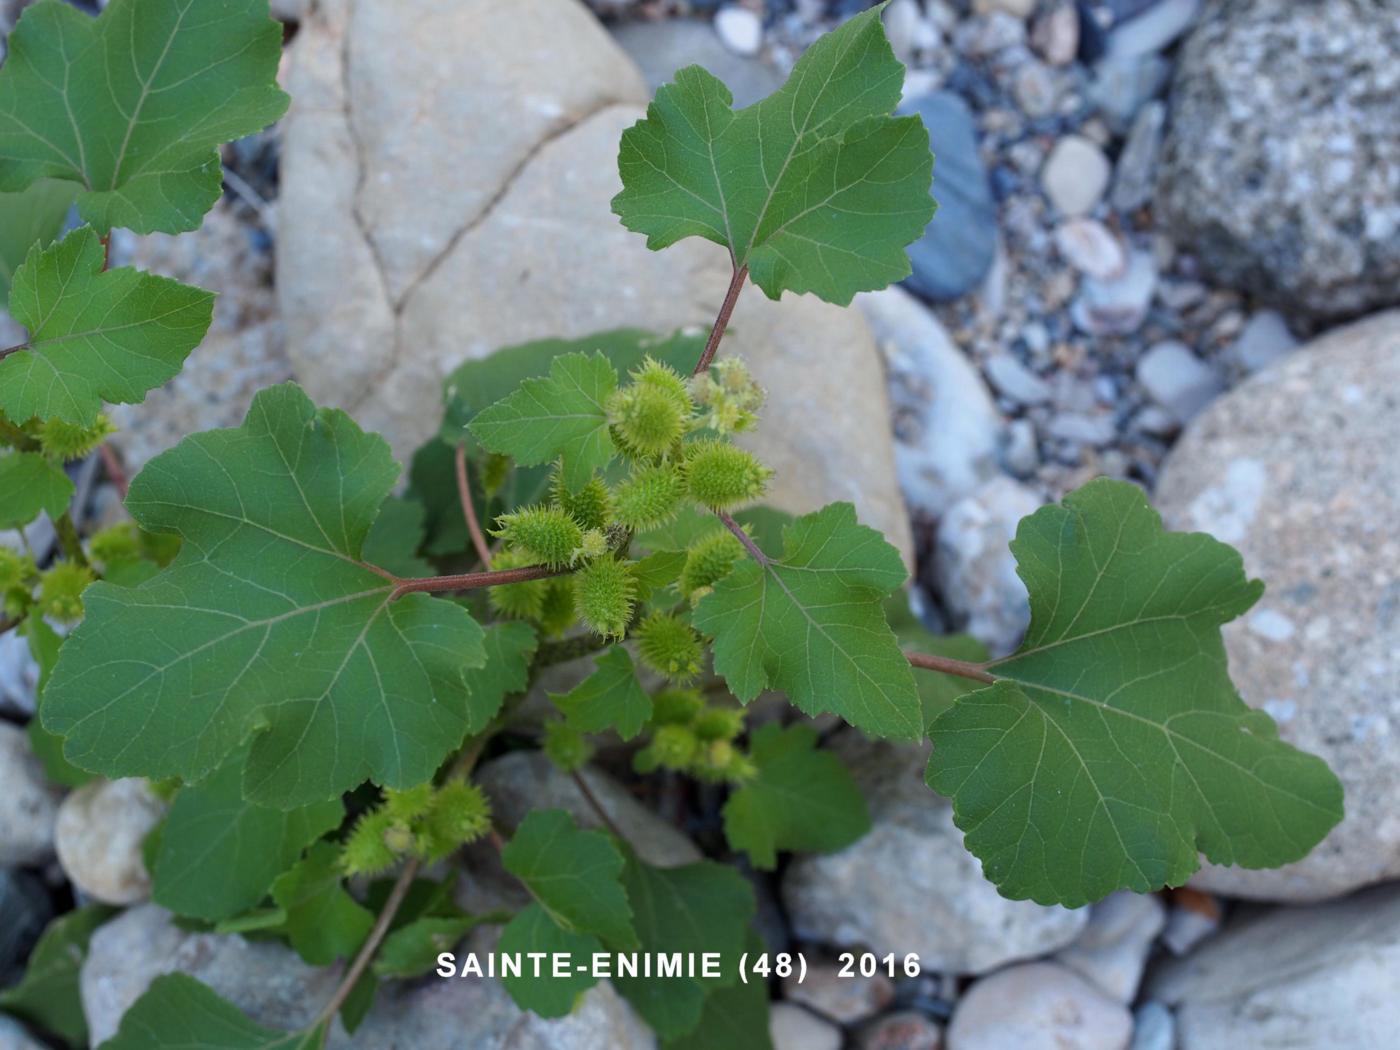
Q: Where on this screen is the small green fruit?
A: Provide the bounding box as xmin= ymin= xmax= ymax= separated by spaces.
xmin=613 ymin=464 xmax=685 ymax=531
xmin=492 ymin=505 xmax=582 ymax=568
xmin=573 ymin=556 xmax=636 ymax=639
xmin=636 ymin=610 xmax=703 ymax=683
xmin=683 ymin=440 xmax=771 ymax=510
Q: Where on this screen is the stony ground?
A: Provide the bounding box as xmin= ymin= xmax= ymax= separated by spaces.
xmin=2 ymin=1 xmax=1399 ymax=1049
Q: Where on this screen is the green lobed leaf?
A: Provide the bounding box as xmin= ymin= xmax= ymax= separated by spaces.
xmin=692 ymin=502 xmax=921 ymax=740
xmin=441 ymin=328 xmax=704 ymax=449
xmin=269 ymin=842 xmax=374 ymax=966
xmin=612 ymin=3 xmax=936 ymax=305
xmin=498 ymin=902 xmax=602 ymax=1019
xmin=0 ymin=904 xmax=114 ymax=1047
xmin=0 ymin=452 xmax=73 ymax=529
xmin=469 ymin=351 xmax=619 ymax=491
xmin=24 ymin=616 xmax=95 ymax=788
xmin=550 ymin=645 xmax=653 ymax=741
xmin=372 ymin=914 xmax=482 ymax=979
xmin=0 ymin=178 xmax=73 ymax=298
xmin=42 ymin=383 xmax=489 ymax=808
xmin=97 ymin=973 xmax=323 ymax=1050
xmin=500 ymin=808 xmax=637 ymax=949
xmin=0 ymin=0 xmax=290 ymax=234
xmin=361 ymin=495 xmax=432 ymax=578
xmin=664 ymin=930 xmax=773 ymax=1050
xmin=612 ymin=854 xmax=755 ymax=1040
xmin=151 ymin=747 xmax=343 ymax=922
xmin=722 ymin=722 xmax=870 ymax=869
xmin=1 ymin=226 xmax=214 ymax=425
xmin=926 ymin=478 xmax=1345 ymax=907
xmin=461 ymin=620 xmax=539 ymax=730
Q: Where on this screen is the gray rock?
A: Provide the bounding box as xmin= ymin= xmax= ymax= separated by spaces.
xmin=984 ymin=353 xmax=1051 ymax=406
xmin=782 ymin=962 xmax=894 ymax=1024
xmin=1230 ymin=309 xmax=1297 ymax=374
xmin=1150 ymin=883 xmax=1400 ymax=1050
xmin=1106 ymin=0 xmax=1200 ymax=58
xmin=82 ymin=904 xmax=338 ymax=1046
xmin=612 ymin=18 xmax=780 ymax=108
xmin=1042 ymin=135 xmax=1111 ymax=217
xmin=714 ymin=4 xmax=763 ymax=56
xmin=1031 ymin=1 xmax=1080 ymax=65
xmin=972 ymin=0 xmax=1037 ymax=18
xmin=860 ymin=287 xmax=1003 ymax=521
xmin=1155 ymin=311 xmax=1400 ymax=901
xmin=1111 ymin=100 xmax=1165 ymax=213
xmin=1054 ymin=892 xmax=1166 ymax=1002
xmin=1071 ymin=250 xmax=1157 ymax=335
xmin=947 ymin=962 xmax=1133 ymax=1050
xmin=1158 ymin=0 xmax=1400 ymax=319
xmin=859 ymin=1011 xmax=944 ymax=1050
xmin=901 ymin=92 xmax=997 ymax=302
xmin=0 ymin=1015 xmax=46 ymax=1050
xmin=0 ymin=722 xmax=62 ymax=866
xmin=1135 ymin=340 xmax=1221 ymax=423
xmin=1013 ymin=61 xmax=1059 ymax=118
xmin=55 ymin=779 xmax=164 ymax=905
xmin=476 ymin=750 xmax=699 ymax=867
xmin=1130 ymin=1001 xmax=1175 ymax=1050
xmin=935 ymin=476 xmax=1041 ymax=657
xmin=784 ymin=734 xmax=1086 ymax=975
xmin=1055 ymin=218 xmax=1127 ymax=280
xmin=1159 ymin=893 xmax=1221 ymax=957
xmin=1046 ymin=411 xmax=1117 ymax=448
xmin=1000 ymin=418 xmax=1040 ymax=478
xmin=0 ymin=869 xmax=51 ymax=984
xmin=0 ymin=630 xmax=39 ymax=717
xmin=1089 ymin=53 xmax=1171 ymax=129
xmin=771 ymin=1003 xmax=841 ymax=1050
xmin=279 ymin=0 xmax=914 ymax=568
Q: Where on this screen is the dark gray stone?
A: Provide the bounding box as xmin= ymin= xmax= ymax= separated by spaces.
xmin=901 ymin=92 xmax=997 ymax=302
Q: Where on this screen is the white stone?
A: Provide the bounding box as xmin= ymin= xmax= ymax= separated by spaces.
xmin=1130 ymin=1001 xmax=1176 ymax=1050
xmin=1042 ymin=135 xmax=1111 ymax=217
xmin=784 ymin=734 xmax=1087 ymax=976
xmin=55 ymin=779 xmax=164 ymax=905
xmin=0 ymin=1015 xmax=46 ymax=1050
xmin=782 ymin=962 xmax=893 ymax=1024
xmin=1151 ymin=883 xmax=1400 ymax=1050
xmin=1107 ymin=0 xmax=1201 ymax=59
xmin=984 ymin=353 xmax=1051 ymax=406
xmin=1231 ymin=310 xmax=1298 ymax=374
xmin=715 ymin=4 xmax=763 ymax=56
xmin=859 ymin=287 xmax=1003 ymax=522
xmin=1055 ymin=218 xmax=1127 ymax=280
xmin=1135 ymin=340 xmax=1222 ymax=423
xmin=1071 ymin=250 xmax=1157 ymax=336
xmin=935 ymin=477 xmax=1041 ymax=656
xmin=1031 ymin=2 xmax=1080 ymax=66
xmin=0 ymin=630 xmax=40 ymax=717
xmin=1055 ymin=892 xmax=1166 ymax=1002
xmin=770 ymin=1003 xmax=842 ymax=1050
xmin=0 ymin=723 xmax=62 ymax=866
xmin=948 ymin=962 xmax=1133 ymax=1050
xmin=972 ymin=0 xmax=1037 ymax=19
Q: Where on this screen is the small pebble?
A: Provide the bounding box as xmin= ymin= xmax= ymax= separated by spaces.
xmin=1041 ymin=135 xmax=1111 ymax=216
xmin=715 ymin=4 xmax=763 ymax=56
xmin=1055 ymin=218 xmax=1127 ymax=280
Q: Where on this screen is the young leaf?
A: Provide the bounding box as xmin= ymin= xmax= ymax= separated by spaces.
xmin=0 ymin=227 xmax=214 ymax=425
xmin=550 ymin=645 xmax=653 ymax=741
xmin=97 ymin=973 xmax=323 ymax=1050
xmin=470 ymin=351 xmax=621 ymax=490
xmin=722 ymin=722 xmax=870 ymax=869
xmin=0 ymin=904 xmax=114 ymax=1047
xmin=612 ymin=855 xmax=754 ymax=1040
xmin=692 ymin=502 xmax=921 ymax=740
xmin=927 ymin=478 xmax=1345 ymax=907
xmin=500 ymin=808 xmax=637 ymax=949
xmin=612 ymin=3 xmax=935 ymax=305
xmin=461 ymin=621 xmax=539 ymax=731
xmin=151 ymin=748 xmax=343 ymax=922
xmin=372 ymin=914 xmax=482 ymax=979
xmin=498 ymin=902 xmax=602 ymax=1018
xmin=0 ymin=452 xmax=73 ymax=528
xmin=0 ymin=0 xmax=290 ymax=234
xmin=0 ymin=179 xmax=74 ymax=298
xmin=42 ymin=383 xmax=488 ymax=808
xmin=269 ymin=842 xmax=374 ymax=966
xmin=441 ymin=328 xmax=703 ymax=449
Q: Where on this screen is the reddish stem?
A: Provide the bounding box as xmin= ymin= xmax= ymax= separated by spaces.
xmin=391 ymin=562 xmax=567 ymax=599
xmin=693 ymin=264 xmax=748 ymax=376
xmin=716 ymin=510 xmax=769 ymax=565
xmin=99 ymin=443 xmax=130 ymax=501
xmin=454 ymin=444 xmax=493 ymax=568
xmin=905 ymin=650 xmax=995 ymax=684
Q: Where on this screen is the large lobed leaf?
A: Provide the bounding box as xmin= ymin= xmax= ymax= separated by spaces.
xmin=692 ymin=502 xmax=921 ymax=740
xmin=0 ymin=178 xmax=74 ymax=298
xmin=926 ymin=479 xmax=1345 ymax=907
xmin=612 ymin=3 xmax=936 ymax=305
xmin=0 ymin=0 xmax=289 ymax=234
xmin=1 ymin=226 xmax=214 ymax=425
xmin=98 ymin=974 xmax=323 ymax=1050
xmin=550 ymin=645 xmax=653 ymax=741
xmin=42 ymin=383 xmax=488 ymax=808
